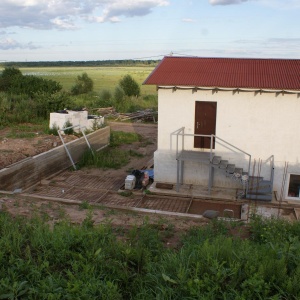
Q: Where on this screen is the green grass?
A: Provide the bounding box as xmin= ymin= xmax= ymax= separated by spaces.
xmin=109 ymin=131 xmax=142 ymax=147
xmin=17 ymin=66 xmax=157 ymax=95
xmin=77 ymin=131 xmax=144 ymax=170
xmin=1 ymin=213 xmax=300 ymax=299
xmin=78 ymin=148 xmax=131 ymax=170
xmin=3 ymin=120 xmax=51 ymax=138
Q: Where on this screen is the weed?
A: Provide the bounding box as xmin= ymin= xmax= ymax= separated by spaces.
xmin=105 ymin=209 xmax=117 ymax=216
xmin=0 ymin=213 xmax=300 ymax=298
xmin=129 ymin=149 xmax=143 ymax=157
xmin=79 ymin=200 xmax=91 ymax=210
xmin=119 ymin=191 xmax=133 ymax=197
xmin=47 ymin=122 xmax=59 ymax=136
xmin=82 ymin=210 xmax=95 ymax=228
xmin=57 ymin=206 xmax=66 ymax=219
xmin=110 ymin=131 xmax=142 ymax=147
xmin=6 ymin=131 xmax=36 ymax=139
xmin=63 ymin=120 xmax=74 ymax=135
xmin=78 ymin=148 xmax=130 ymax=169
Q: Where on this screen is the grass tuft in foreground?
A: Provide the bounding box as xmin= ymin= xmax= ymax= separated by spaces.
xmin=1 ymin=213 xmax=300 ymax=299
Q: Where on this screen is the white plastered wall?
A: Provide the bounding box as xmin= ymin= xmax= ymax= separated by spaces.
xmin=155 ymin=87 xmax=300 ymax=198
xmin=49 ymin=111 xmax=104 ymax=133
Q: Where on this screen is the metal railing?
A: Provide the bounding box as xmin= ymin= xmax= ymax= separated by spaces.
xmin=172 ymin=127 xmax=251 ymax=172
xmin=58 ymin=124 xmax=93 ymax=170
xmin=171 ymin=127 xmax=252 ymax=192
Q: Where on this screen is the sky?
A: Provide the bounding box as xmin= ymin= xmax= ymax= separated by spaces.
xmin=0 ymin=0 xmax=299 ymax=62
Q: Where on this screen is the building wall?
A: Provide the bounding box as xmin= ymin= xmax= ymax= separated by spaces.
xmin=155 ymin=87 xmax=300 ymax=197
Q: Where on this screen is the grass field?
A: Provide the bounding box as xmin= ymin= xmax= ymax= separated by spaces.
xmin=17 ymin=66 xmax=157 ymax=95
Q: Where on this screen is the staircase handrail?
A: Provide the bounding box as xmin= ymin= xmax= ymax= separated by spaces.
xmin=213 ymin=134 xmax=252 ymax=194
xmin=172 ymin=128 xmax=252 ymax=178
xmin=212 ymin=134 xmax=251 ymax=160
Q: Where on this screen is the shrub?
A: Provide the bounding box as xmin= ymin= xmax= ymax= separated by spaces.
xmin=119 ymin=74 xmax=140 ymax=97
xmin=71 ymin=73 xmax=94 ymax=95
xmin=63 ymin=120 xmax=74 ymax=135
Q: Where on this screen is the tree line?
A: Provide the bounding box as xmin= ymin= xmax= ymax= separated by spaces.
xmin=0 ymin=60 xmax=160 ymax=68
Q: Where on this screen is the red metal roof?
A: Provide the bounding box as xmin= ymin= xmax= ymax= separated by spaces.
xmin=143 ymin=56 xmax=300 ymax=91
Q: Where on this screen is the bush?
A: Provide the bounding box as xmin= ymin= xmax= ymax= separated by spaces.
xmin=63 ymin=120 xmax=74 ymax=135
xmin=119 ymin=74 xmax=140 ymax=97
xmin=71 ymin=73 xmax=94 ymax=95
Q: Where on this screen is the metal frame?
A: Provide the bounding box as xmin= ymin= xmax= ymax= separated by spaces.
xmin=58 ymin=125 xmax=94 ymax=170
xmin=172 ymin=127 xmax=252 ymax=194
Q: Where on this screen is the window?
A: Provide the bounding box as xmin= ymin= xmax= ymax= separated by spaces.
xmin=287 ymin=174 xmax=300 ymax=199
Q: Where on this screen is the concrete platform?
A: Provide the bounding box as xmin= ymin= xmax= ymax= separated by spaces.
xmin=149 ymin=181 xmax=240 ymax=201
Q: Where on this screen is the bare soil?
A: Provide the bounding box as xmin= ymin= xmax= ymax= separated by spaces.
xmin=0 ymin=129 xmax=77 ymax=169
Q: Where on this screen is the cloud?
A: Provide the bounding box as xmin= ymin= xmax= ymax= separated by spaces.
xmin=209 ymin=0 xmax=248 ymax=5
xmin=0 ymin=37 xmax=38 ymax=50
xmin=182 ymin=18 xmax=196 ymax=23
xmin=0 ymin=0 xmax=170 ymax=29
xmin=96 ymin=0 xmax=169 ymax=23
xmin=210 ymin=0 xmax=300 ymax=8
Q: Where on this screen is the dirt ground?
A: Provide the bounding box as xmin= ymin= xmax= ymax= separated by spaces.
xmin=0 ymin=121 xmax=214 ymax=246
xmin=0 ymin=127 xmax=77 ymax=169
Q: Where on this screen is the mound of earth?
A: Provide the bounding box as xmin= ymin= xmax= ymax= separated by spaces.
xmin=0 ymin=132 xmax=77 ymax=169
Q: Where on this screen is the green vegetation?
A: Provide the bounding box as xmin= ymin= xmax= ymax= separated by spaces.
xmin=1 ymin=212 xmax=300 ymax=299
xmin=118 ymin=74 xmax=141 ymax=97
xmin=109 ymin=131 xmax=142 ymax=147
xmin=71 ymin=72 xmax=94 ymax=95
xmin=5 ymin=65 xmax=157 ymax=95
xmin=0 ymin=63 xmax=158 ymax=129
xmin=2 ymin=121 xmax=51 ymax=138
xmin=78 ymin=131 xmax=143 ymax=170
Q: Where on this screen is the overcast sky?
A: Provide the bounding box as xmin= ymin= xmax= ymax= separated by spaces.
xmin=0 ymin=0 xmax=299 ymax=62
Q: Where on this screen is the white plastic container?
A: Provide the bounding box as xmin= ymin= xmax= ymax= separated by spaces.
xmin=125 ymin=175 xmax=136 ymax=190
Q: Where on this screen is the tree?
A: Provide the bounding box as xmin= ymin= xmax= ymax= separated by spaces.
xmin=119 ymin=75 xmax=140 ymax=97
xmin=71 ymin=72 xmax=94 ymax=95
xmin=0 ymin=67 xmax=22 ymax=92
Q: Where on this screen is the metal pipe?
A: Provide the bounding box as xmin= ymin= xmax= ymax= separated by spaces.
xmin=80 ymin=126 xmax=94 ymax=156
xmin=182 ymin=127 xmax=185 ymax=151
xmin=210 ymin=134 xmax=213 ymax=162
xmin=58 ymin=130 xmax=77 ymax=170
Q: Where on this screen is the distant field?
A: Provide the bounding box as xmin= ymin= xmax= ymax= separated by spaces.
xmin=18 ymin=66 xmax=157 ymax=95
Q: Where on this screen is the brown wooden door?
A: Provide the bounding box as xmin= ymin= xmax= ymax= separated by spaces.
xmin=194 ymin=101 xmax=217 ymax=149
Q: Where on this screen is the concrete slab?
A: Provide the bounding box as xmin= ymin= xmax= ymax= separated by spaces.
xmin=149 ymin=181 xmax=238 ymax=201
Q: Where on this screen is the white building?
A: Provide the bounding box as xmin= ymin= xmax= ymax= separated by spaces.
xmin=144 ymin=56 xmax=300 ymax=201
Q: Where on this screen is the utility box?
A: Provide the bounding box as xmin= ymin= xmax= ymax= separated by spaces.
xmin=125 ymin=175 xmax=136 ymax=190
xmin=49 ymin=110 xmax=104 ymax=133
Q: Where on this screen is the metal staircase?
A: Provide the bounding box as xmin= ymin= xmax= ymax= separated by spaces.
xmin=210 ymin=155 xmax=274 ymax=201
xmin=173 ymin=127 xmax=274 ymax=202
